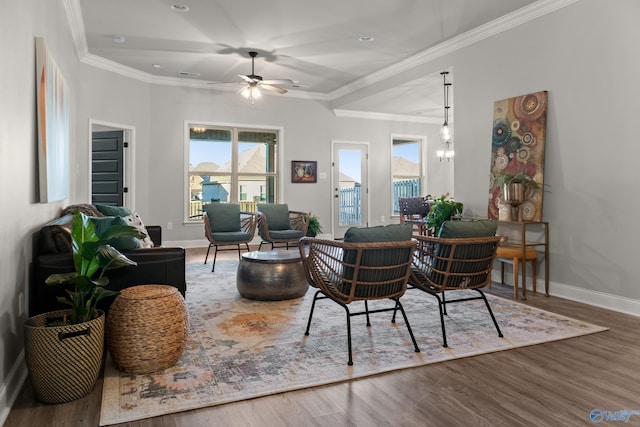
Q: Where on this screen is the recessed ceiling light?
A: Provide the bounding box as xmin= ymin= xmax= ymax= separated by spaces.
xmin=171 ymin=4 xmax=189 ymax=12
xmin=358 ymin=36 xmax=374 ymax=42
xmin=178 ymin=71 xmax=200 ymax=77
xmin=112 ymin=35 xmax=126 ymax=44
xmin=152 ymin=64 xmax=165 ymax=69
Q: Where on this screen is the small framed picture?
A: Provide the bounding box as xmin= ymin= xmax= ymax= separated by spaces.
xmin=291 ymin=160 xmax=317 ymax=183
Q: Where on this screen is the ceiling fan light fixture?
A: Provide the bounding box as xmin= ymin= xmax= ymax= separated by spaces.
xmin=241 ymin=85 xmax=262 ymax=104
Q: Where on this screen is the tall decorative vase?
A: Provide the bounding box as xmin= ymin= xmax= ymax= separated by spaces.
xmin=503 ymin=183 xmax=525 ymax=222
xmin=24 ymin=309 xmax=105 ymax=403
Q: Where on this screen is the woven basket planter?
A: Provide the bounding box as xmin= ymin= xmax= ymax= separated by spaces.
xmin=106 ymin=284 xmax=188 ymax=374
xmin=24 ymin=310 xmax=105 ymax=404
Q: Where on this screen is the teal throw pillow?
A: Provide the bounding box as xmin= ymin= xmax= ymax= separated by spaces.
xmin=89 ymin=216 xmax=140 ymax=251
xmin=95 ymin=204 xmax=132 ymax=217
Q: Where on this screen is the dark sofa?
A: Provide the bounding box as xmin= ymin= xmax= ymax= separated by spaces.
xmin=30 ymin=209 xmax=186 ymax=317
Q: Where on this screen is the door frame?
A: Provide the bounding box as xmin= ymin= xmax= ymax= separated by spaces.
xmin=88 ymin=119 xmax=135 ymax=209
xmin=331 ymin=140 xmax=369 ymax=239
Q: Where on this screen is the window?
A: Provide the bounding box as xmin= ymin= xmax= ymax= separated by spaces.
xmin=391 ymin=136 xmax=424 ymax=215
xmin=187 ymin=125 xmax=278 ymax=221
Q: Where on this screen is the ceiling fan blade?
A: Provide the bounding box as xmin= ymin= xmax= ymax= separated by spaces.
xmin=261 ymin=79 xmax=294 ymax=85
xmin=260 ymin=84 xmax=288 ymax=94
xmin=237 ymin=74 xmax=255 ymax=83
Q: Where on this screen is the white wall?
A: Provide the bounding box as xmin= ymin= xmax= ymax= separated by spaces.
xmin=145 ymin=85 xmax=434 ymax=243
xmin=0 ymin=0 xmax=80 ymax=422
xmin=452 ymin=0 xmax=640 ymax=304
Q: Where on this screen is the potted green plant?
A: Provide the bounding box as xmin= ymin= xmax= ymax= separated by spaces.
xmin=306 ymin=213 xmax=322 ymax=237
xmin=425 ymin=195 xmax=464 ymax=235
xmin=24 ymin=211 xmax=145 ymax=403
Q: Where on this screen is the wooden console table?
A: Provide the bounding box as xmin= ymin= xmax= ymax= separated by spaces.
xmin=497 ymin=221 xmax=549 ymax=299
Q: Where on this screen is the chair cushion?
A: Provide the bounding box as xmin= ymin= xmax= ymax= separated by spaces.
xmin=343 ymin=224 xmax=413 ymax=243
xmin=268 ymin=229 xmax=304 ymax=240
xmin=341 ymin=224 xmax=413 ymax=289
xmin=212 ymin=231 xmax=251 ymax=243
xmin=438 ymin=219 xmax=497 ymax=238
xmin=205 ymin=203 xmax=241 ymax=232
xmin=257 ymin=204 xmax=291 ymax=230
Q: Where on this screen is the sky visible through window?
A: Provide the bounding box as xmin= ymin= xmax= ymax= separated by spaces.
xmin=190 ymin=139 xmax=418 ymax=181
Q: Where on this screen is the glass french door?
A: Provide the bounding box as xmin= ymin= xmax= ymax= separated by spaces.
xmin=332 ymin=142 xmax=368 ymax=239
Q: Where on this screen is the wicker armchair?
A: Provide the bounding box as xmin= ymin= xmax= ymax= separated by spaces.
xmin=203 ymin=203 xmax=257 ymax=272
xmin=398 ymin=196 xmax=433 ymax=235
xmin=256 ymin=203 xmax=309 ymax=250
xmin=407 ymin=220 xmax=503 ymax=347
xmin=299 ymin=224 xmax=420 ymax=365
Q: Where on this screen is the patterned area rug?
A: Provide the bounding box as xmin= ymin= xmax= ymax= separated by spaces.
xmin=100 ymin=261 xmax=607 ymax=425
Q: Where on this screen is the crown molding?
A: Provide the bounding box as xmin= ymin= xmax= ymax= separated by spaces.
xmin=63 ymin=0 xmax=87 ymax=57
xmin=65 ymin=0 xmax=580 ymax=103
xmin=333 ymin=109 xmax=440 ymax=124
xmin=327 ymin=0 xmax=581 ymax=101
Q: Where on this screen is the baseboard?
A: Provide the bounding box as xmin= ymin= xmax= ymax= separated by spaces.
xmin=0 ymin=349 xmax=27 ymax=426
xmin=492 ymin=269 xmax=640 ymax=317
xmin=545 ymin=281 xmax=640 ymax=317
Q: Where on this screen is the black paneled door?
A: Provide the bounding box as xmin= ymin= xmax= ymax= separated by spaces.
xmin=91 ymin=130 xmax=125 ymax=206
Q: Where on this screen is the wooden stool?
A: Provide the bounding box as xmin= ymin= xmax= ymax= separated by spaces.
xmin=495 ymin=246 xmax=538 ymax=299
xmin=106 ymin=284 xmax=188 ymax=374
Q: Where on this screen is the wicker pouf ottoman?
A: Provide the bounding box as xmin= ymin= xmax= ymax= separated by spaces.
xmin=106 ymin=284 xmax=188 ymax=374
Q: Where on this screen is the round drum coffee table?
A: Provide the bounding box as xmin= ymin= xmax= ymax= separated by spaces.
xmin=236 ymin=250 xmax=308 ymax=300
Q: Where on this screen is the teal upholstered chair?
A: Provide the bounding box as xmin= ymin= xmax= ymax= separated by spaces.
xmin=203 ymin=203 xmax=257 ymax=271
xmin=406 ymin=219 xmax=503 ymax=347
xmin=256 ymin=203 xmax=309 ymax=250
xmin=299 ymin=224 xmax=420 ymax=365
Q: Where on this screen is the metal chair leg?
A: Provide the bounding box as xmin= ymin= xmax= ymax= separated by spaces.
xmin=204 ymin=243 xmax=213 ymax=265
xmin=475 ymin=289 xmax=504 ymax=338
xmin=344 ymin=304 xmax=353 ymax=366
xmin=393 ymin=298 xmax=420 ymax=353
xmin=364 ymin=300 xmax=371 ymax=326
xmin=211 ymin=245 xmax=218 ymax=272
xmin=434 ymin=294 xmax=448 ymax=348
xmin=304 ymin=290 xmax=323 ymax=336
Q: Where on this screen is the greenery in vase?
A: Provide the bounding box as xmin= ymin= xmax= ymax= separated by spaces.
xmin=306 ymin=213 xmax=322 ymax=237
xmin=425 ymin=195 xmax=464 ymax=235
xmin=45 ymin=211 xmax=145 ymax=324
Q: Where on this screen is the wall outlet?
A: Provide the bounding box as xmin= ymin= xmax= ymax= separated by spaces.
xmin=381 ymin=215 xmax=385 ymax=222
xmin=18 ymin=292 xmax=24 ymax=315
xmin=167 ymin=222 xmax=173 ymax=230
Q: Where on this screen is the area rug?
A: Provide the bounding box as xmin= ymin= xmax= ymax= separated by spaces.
xmin=100 ymin=261 xmax=607 ymax=425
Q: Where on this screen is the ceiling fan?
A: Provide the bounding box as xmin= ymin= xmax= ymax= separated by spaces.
xmin=236 ymin=51 xmax=293 ymax=103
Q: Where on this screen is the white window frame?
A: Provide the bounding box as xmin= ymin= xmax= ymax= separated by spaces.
xmin=183 ymin=121 xmax=284 ymax=224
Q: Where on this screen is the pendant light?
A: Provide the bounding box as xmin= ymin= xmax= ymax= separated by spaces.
xmin=437 ymin=71 xmax=454 ymax=162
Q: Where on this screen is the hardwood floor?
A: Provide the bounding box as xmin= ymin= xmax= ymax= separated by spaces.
xmin=6 ymin=247 xmax=640 ymax=426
